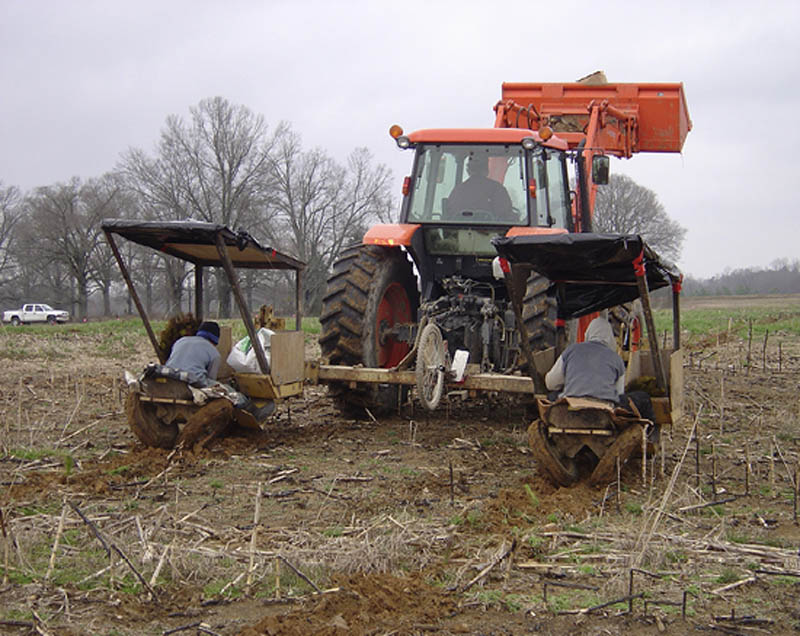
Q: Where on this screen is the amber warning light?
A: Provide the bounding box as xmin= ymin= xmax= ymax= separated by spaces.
xmin=389 ymin=124 xmax=403 ymax=139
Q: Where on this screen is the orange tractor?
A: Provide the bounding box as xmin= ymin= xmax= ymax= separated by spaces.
xmin=319 ymin=77 xmax=691 ymax=418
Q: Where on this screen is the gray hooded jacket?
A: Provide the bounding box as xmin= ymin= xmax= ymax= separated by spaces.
xmin=545 ymin=317 xmax=625 ymax=403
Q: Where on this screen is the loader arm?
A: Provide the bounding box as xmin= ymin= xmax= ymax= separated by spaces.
xmin=493 ymin=81 xmax=691 ymax=229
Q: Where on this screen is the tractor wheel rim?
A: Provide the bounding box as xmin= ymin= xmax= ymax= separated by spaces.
xmin=376 ymin=282 xmax=412 ymax=367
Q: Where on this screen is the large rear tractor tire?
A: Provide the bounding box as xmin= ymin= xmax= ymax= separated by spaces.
xmin=522 ymin=272 xmax=557 ymax=354
xmin=125 ymin=392 xmax=179 ymax=449
xmin=319 ymin=244 xmax=419 ymax=415
xmin=528 ymin=419 xmax=579 ymax=487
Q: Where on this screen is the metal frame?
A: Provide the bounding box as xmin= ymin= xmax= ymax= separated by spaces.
xmin=102 ymin=219 xmax=305 ymax=371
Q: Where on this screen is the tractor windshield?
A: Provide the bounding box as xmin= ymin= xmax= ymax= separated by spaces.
xmin=405 ymin=143 xmax=570 ymax=230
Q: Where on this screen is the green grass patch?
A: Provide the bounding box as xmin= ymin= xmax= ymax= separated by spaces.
xmin=655 ymin=306 xmax=800 ymax=342
xmin=204 ymin=580 xmax=242 ymax=599
xmin=448 ymin=510 xmax=483 ymax=529
xmin=2 ymin=570 xmax=35 ymax=585
xmin=523 ymin=484 xmax=539 ymax=509
xmin=0 ymin=316 xmax=320 ymax=363
xmin=715 ymin=568 xmax=740 ymax=585
xmin=624 ymin=502 xmax=643 ymax=515
xmin=769 ymin=575 xmax=799 ymax=586
xmin=9 ymin=448 xmax=52 ymax=461
xmin=8 ymin=448 xmax=74 ymax=476
xmin=545 ymin=590 xmax=615 ymax=613
xmin=665 ymin=550 xmax=688 ymax=564
xmin=526 ymin=533 xmax=545 ymax=552
xmin=471 ymin=589 xmax=532 ymax=613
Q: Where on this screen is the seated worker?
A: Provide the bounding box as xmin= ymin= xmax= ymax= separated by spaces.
xmin=446 ymin=154 xmax=514 ymax=222
xmin=165 ymin=321 xmax=222 ymax=387
xmin=165 ymin=320 xmax=274 ymax=420
xmin=545 ymin=316 xmax=656 ymax=422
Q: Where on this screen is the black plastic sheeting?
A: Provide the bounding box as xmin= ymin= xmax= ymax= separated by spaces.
xmin=493 ymin=233 xmax=681 ymax=319
xmin=101 ymin=219 xmax=305 ymax=271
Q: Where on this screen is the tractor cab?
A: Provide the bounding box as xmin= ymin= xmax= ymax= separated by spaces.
xmin=388 ymin=128 xmax=573 ymax=303
xmin=398 ymin=128 xmax=572 ymax=227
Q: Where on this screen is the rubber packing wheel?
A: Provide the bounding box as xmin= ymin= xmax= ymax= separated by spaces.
xmin=589 ymin=423 xmax=645 ymax=486
xmin=527 ymin=419 xmax=578 ymax=487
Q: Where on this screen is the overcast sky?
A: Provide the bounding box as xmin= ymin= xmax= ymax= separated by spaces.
xmin=1 ymin=0 xmax=798 ymax=279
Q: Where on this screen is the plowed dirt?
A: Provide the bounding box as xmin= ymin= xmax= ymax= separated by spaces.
xmin=1 ymin=305 xmax=800 ymax=635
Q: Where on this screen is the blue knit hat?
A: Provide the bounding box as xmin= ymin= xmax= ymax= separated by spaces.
xmin=196 ymin=321 xmax=220 ymax=345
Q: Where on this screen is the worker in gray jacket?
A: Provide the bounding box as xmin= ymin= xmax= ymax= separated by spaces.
xmin=165 ymin=320 xmax=274 ymax=421
xmin=545 ymin=316 xmax=654 ymax=421
xmin=165 ymin=321 xmax=222 ymax=386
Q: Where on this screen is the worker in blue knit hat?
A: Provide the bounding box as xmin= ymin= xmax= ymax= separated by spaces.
xmin=165 ymin=321 xmax=221 ymax=386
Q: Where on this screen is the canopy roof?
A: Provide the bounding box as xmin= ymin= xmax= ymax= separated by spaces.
xmin=101 ymin=219 xmax=305 ymax=271
xmin=493 ymin=232 xmax=680 ymax=319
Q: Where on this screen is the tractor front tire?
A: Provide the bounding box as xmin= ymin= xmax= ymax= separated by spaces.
xmin=319 ymin=244 xmax=419 ymax=415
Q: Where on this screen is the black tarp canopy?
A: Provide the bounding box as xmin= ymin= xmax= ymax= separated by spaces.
xmin=101 ymin=219 xmax=305 ymax=271
xmin=493 ymin=233 xmax=681 ymax=319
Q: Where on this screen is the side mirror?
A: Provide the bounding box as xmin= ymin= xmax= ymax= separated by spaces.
xmin=592 ymin=155 xmax=610 ymax=185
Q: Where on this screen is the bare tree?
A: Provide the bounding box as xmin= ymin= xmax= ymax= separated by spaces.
xmin=592 ymin=174 xmax=686 ymax=263
xmin=0 ymin=182 xmax=22 ymax=302
xmin=85 ymin=175 xmax=128 ymax=316
xmin=264 ymin=136 xmax=394 ymax=313
xmin=22 ymin=176 xmax=119 ymax=319
xmin=120 ymin=97 xmax=285 ymax=317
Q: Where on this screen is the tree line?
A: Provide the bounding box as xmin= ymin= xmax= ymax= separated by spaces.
xmin=682 ymin=260 xmax=800 ymax=296
xmin=0 ymin=97 xmax=394 ymax=320
xmin=3 ymin=96 xmax=737 ymax=320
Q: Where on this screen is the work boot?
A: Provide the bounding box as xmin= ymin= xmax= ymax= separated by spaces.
xmin=245 ymin=400 xmax=275 ymax=422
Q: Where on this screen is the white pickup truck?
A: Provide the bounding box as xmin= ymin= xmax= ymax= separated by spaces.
xmin=3 ymin=303 xmax=70 ymax=325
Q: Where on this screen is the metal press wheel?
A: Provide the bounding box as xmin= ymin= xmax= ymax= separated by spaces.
xmin=415 ymin=322 xmax=446 ymax=411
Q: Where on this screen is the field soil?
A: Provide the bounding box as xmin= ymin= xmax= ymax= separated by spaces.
xmin=1 ymin=299 xmax=800 ymax=635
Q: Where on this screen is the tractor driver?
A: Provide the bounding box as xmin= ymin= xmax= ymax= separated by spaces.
xmin=446 ymin=154 xmax=514 ymax=222
xmin=545 ymin=316 xmax=656 ymax=422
